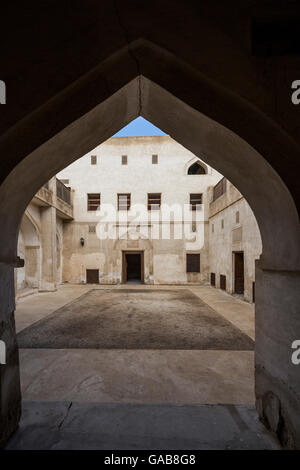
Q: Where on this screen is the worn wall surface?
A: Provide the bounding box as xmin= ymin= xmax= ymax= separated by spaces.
xmin=209 ymin=181 xmax=262 ymax=302
xmin=58 ymin=136 xmax=221 ymax=284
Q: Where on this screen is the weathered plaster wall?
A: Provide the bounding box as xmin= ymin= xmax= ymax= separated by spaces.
xmin=209 ymin=182 xmax=262 ymax=302
xmin=58 ymin=136 xmax=221 ymax=284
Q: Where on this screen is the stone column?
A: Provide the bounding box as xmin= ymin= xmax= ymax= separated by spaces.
xmin=255 ymin=259 xmax=300 ymax=449
xmin=0 ymin=262 xmax=21 ymax=448
xmin=39 ymin=206 xmax=57 ymax=292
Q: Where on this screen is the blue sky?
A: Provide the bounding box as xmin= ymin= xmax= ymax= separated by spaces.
xmin=113 ymin=116 xmax=166 ymax=137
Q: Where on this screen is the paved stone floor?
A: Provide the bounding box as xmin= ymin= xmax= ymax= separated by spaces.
xmin=8 ymin=284 xmax=279 ymax=449
xmin=6 ymin=402 xmax=280 ymax=450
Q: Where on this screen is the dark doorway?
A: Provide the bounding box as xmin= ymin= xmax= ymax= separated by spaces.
xmin=234 ymin=252 xmax=244 ymax=295
xmin=86 ymin=269 xmax=99 ymax=284
xmin=123 ymin=251 xmax=144 ymax=283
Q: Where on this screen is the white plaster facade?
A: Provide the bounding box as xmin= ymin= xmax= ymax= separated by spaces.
xmin=208 ymin=180 xmax=262 ymax=302
xmin=57 ymin=136 xmax=222 ymax=285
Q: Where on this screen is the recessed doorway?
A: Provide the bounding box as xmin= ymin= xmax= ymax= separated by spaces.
xmin=122 ymin=251 xmax=144 ymax=283
xmin=234 ymin=252 xmax=244 ymax=295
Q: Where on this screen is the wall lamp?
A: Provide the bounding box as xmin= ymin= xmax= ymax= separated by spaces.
xmin=80 ymin=237 xmax=85 ymax=246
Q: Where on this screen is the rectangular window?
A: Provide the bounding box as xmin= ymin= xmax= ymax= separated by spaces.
xmin=221 ymin=219 xmax=224 ymax=229
xmin=212 ymin=177 xmax=227 ymax=202
xmin=210 ymin=272 xmax=216 ymax=286
xmin=87 ymin=193 xmax=100 ymax=211
xmin=88 ymin=225 xmax=96 ymax=233
xmin=186 ymin=254 xmax=200 ymax=273
xmin=122 ymin=155 xmax=127 ymax=165
xmin=148 ymin=193 xmax=161 ymax=211
xmin=152 ymin=154 xmax=158 ymax=164
xmin=190 ymin=193 xmax=203 ymax=211
xmin=118 ymin=193 xmax=131 ymax=211
xmin=91 ymin=155 xmax=97 ymax=165
xmin=236 ymin=211 xmax=240 ymax=224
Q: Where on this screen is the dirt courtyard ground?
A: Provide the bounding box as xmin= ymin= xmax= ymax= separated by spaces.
xmin=17 ymin=288 xmax=253 ymax=350
xmin=15 ymin=284 xmax=255 ymax=404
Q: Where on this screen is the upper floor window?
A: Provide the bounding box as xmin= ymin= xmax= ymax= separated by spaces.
xmin=212 ymin=177 xmax=227 ymax=202
xmin=87 ymin=193 xmax=100 ymax=211
xmin=122 ymin=155 xmax=128 ymax=165
xmin=187 ymin=161 xmax=206 ymax=175
xmin=152 ymin=154 xmax=158 ymax=164
xmin=118 ymin=193 xmax=131 ymax=211
xmin=190 ymin=193 xmax=203 ymax=210
xmin=91 ymin=155 xmax=97 ymax=165
xmin=148 ymin=193 xmax=161 ymax=211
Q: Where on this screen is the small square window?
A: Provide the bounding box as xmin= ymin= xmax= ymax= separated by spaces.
xmin=148 ymin=193 xmax=161 ymax=211
xmin=91 ymin=155 xmax=97 ymax=165
xmin=122 ymin=155 xmax=127 ymax=165
xmin=190 ymin=194 xmax=203 ymax=210
xmin=152 ymin=154 xmax=158 ymax=164
xmin=87 ymin=193 xmax=100 ymax=211
xmin=89 ymin=225 xmax=96 ymax=233
xmin=118 ymin=193 xmax=131 ymax=211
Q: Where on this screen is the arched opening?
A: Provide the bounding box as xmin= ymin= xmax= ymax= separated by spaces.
xmin=187 ymin=161 xmax=207 ymax=175
xmin=15 ymin=213 xmax=41 ymax=297
xmin=1 ymin=75 xmax=299 ymax=449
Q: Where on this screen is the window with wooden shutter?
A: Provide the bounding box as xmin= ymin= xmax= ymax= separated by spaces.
xmin=152 ymin=154 xmax=158 ymax=164
xmin=210 ymin=272 xmax=216 ymax=286
xmin=118 ymin=193 xmax=131 ymax=211
xmin=91 ymin=155 xmax=97 ymax=165
xmin=186 ymin=254 xmax=200 ymax=273
xmin=87 ymin=193 xmax=100 ymax=211
xmin=122 ymin=155 xmax=127 ymax=165
xmin=148 ymin=193 xmax=161 ymax=211
xmin=212 ymin=177 xmax=227 ymax=202
xmin=190 ymin=193 xmax=203 ymax=211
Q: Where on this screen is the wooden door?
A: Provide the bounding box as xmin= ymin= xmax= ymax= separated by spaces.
xmin=234 ymin=252 xmax=244 ymax=294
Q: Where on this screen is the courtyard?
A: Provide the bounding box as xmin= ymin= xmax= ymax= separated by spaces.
xmin=6 ymin=284 xmax=279 ymax=449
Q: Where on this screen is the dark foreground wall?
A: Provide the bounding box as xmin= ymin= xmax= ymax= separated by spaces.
xmin=0 ymin=1 xmax=300 ymax=449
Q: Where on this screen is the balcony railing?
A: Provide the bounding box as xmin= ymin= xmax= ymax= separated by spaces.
xmin=212 ymin=177 xmax=227 ymax=202
xmin=56 ymin=178 xmax=71 ymax=205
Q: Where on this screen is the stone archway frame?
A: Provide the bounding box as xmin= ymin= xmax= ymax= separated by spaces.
xmin=18 ymin=211 xmax=42 ymax=290
xmin=0 ymin=41 xmax=299 ymax=447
